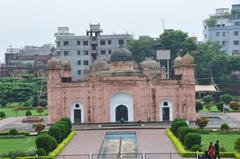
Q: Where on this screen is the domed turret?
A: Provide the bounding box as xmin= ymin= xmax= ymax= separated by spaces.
xmin=182 ymin=53 xmax=194 ymax=64
xmin=110 ymin=48 xmax=132 ymax=62
xmin=140 ymin=58 xmax=160 ymax=70
xmin=48 ymin=57 xmax=61 ymax=68
xmin=174 ymin=56 xmax=183 ymax=66
xmin=61 ymin=59 xmax=71 ymax=68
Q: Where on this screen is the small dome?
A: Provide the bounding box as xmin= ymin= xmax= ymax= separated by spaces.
xmin=182 ymin=53 xmax=194 ymax=64
xmin=140 ymin=58 xmax=160 ymax=69
xmin=48 ymin=57 xmax=60 ymax=67
xmin=90 ymin=59 xmax=107 ymax=70
xmin=174 ymin=56 xmax=183 ymax=66
xmin=111 ymin=48 xmax=132 ymax=62
xmin=61 ymin=59 xmax=71 ymax=68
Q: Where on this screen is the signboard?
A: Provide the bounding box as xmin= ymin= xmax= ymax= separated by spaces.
xmin=156 ymin=50 xmax=171 ymax=60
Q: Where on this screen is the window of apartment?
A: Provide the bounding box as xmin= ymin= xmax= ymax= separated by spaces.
xmin=77 ymin=50 xmax=81 ymax=55
xmin=83 ymin=60 xmax=89 ymax=66
xmin=118 ymin=39 xmax=124 ymax=45
xmin=222 ymin=32 xmax=226 ymax=36
xmin=63 ymin=41 xmax=69 ymax=46
xmin=222 ymin=41 xmax=226 ymax=46
xmin=83 ymin=41 xmax=88 ymax=46
xmin=204 ymin=34 xmax=207 ymax=39
xmin=84 ymin=50 xmax=89 ymax=55
xmin=108 ymin=50 xmax=112 ymax=54
xmin=77 ymin=60 xmax=81 ymax=65
xmin=77 ymin=41 xmax=81 ymax=45
xmin=234 ymin=40 xmax=239 ymax=45
xmin=100 ymin=40 xmax=105 ymax=45
xmin=64 ymin=51 xmax=69 ymax=56
xmin=108 ymin=40 xmax=112 ymax=45
xmin=234 ymin=21 xmax=240 ymax=26
xmin=77 ymin=70 xmax=81 ymax=75
xmin=57 ymin=41 xmax=60 ymax=47
xmin=234 ymin=31 xmax=239 ymax=36
xmin=101 ymin=50 xmax=106 ymax=55
xmin=216 ymin=32 xmax=220 ymax=36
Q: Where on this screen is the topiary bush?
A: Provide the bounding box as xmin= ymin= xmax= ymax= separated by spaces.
xmin=195 ymin=117 xmax=208 ymax=129
xmin=56 ymin=121 xmax=69 ymax=136
xmin=230 ymin=101 xmax=239 ymax=110
xmin=48 ymin=125 xmax=62 ymax=143
xmin=25 ymin=110 xmax=32 ymax=116
xmin=177 ymin=126 xmax=188 ymax=138
xmin=216 ymin=102 xmax=224 ymax=111
xmin=60 ymin=117 xmax=72 ymax=133
xmin=171 ymin=118 xmax=185 ymax=131
xmin=220 ymin=94 xmax=233 ymax=104
xmin=190 ymin=144 xmax=202 ymax=152
xmin=9 ymin=128 xmax=18 ymax=135
xmin=184 ymin=133 xmax=201 ymax=149
xmin=196 ymin=101 xmax=203 ymax=112
xmin=179 ymin=127 xmax=195 ymax=142
xmin=220 ymin=123 xmax=230 ymax=130
xmin=35 ymin=134 xmax=57 ymax=154
xmin=54 ymin=122 xmax=67 ymax=139
xmin=0 ymin=111 xmax=6 ymax=119
xmin=36 ymin=148 xmax=47 ymax=156
xmin=36 ymin=107 xmax=44 ymax=115
xmin=172 ymin=120 xmax=188 ymax=136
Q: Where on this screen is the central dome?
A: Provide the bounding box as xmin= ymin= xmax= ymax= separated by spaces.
xmin=110 ymin=48 xmax=133 ymax=62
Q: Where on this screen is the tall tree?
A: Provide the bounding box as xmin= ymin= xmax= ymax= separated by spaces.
xmin=128 ymin=38 xmax=154 ymax=63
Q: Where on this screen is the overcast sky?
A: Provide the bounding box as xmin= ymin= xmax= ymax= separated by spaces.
xmin=0 ymin=0 xmax=239 ymax=62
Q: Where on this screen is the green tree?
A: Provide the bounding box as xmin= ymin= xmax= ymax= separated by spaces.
xmin=128 ymin=38 xmax=154 ymax=63
xmin=159 ymin=30 xmax=197 ymax=59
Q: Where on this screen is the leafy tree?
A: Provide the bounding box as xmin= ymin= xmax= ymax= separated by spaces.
xmin=220 ymin=94 xmax=233 ymax=104
xmin=196 ymin=101 xmax=203 ymax=112
xmin=195 ymin=117 xmax=208 ymax=129
xmin=39 ymin=99 xmax=47 ymax=107
xmin=159 ymin=30 xmax=197 ymax=59
xmin=25 ymin=110 xmax=32 ymax=116
xmin=36 ymin=107 xmax=44 ymax=116
xmin=128 ymin=38 xmax=154 ymax=63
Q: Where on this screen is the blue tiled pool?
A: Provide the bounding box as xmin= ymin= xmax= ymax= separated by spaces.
xmin=99 ymin=131 xmax=138 ymax=155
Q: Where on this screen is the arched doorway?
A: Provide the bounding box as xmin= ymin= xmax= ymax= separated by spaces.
xmin=160 ymin=100 xmax=173 ymax=121
xmin=110 ymin=92 xmax=134 ymax=122
xmin=115 ymin=105 xmax=128 ymax=121
xmin=70 ymin=102 xmax=84 ymax=123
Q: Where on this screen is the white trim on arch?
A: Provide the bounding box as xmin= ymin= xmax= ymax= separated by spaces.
xmin=110 ymin=92 xmax=134 ymax=122
xmin=160 ymin=100 xmax=173 ymax=121
xmin=70 ymin=102 xmax=84 ymax=123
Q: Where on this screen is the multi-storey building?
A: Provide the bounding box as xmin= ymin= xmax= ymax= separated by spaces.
xmin=0 ymin=44 xmax=54 ymax=77
xmin=55 ymin=24 xmax=133 ymax=81
xmin=203 ymin=4 xmax=240 ymax=56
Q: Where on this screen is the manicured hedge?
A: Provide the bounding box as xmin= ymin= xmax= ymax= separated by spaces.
xmin=179 ymin=127 xmax=195 ymax=142
xmin=172 ymin=121 xmax=188 ymax=136
xmin=50 ymin=131 xmax=76 ymax=157
xmin=184 ymin=133 xmax=201 ymax=149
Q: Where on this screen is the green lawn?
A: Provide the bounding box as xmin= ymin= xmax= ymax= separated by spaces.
xmin=199 ymin=105 xmax=220 ymax=113
xmin=0 ymin=137 xmax=36 ymax=153
xmin=0 ymin=108 xmax=48 ymax=117
xmin=201 ymin=133 xmax=240 ymax=152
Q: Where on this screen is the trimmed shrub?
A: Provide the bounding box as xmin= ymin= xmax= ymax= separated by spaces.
xmin=195 ymin=117 xmax=208 ymax=129
xmin=54 ymin=122 xmax=67 ymax=139
xmin=184 ymin=133 xmax=201 ymax=149
xmin=216 ymin=102 xmax=224 ymax=111
xmin=35 ymin=134 xmax=57 ymax=154
xmin=56 ymin=121 xmax=69 ymax=136
xmin=1 ymin=150 xmax=35 ymax=159
xmin=36 ymin=148 xmax=47 ymax=156
xmin=25 ymin=110 xmax=32 ymax=116
xmin=190 ymin=144 xmax=202 ymax=152
xmin=220 ymin=123 xmax=230 ymax=130
xmin=179 ymin=127 xmax=195 ymax=142
xmin=172 ymin=120 xmax=188 ymax=136
xmin=177 ymin=126 xmax=188 ymax=138
xmin=48 ymin=125 xmax=62 ymax=143
xmin=9 ymin=128 xmax=18 ymax=135
xmin=220 ymin=94 xmax=233 ymax=104
xmin=196 ymin=101 xmax=203 ymax=112
xmin=23 ymin=99 xmax=33 ymax=107
xmin=36 ymin=107 xmax=44 ymax=115
xmin=39 ymin=99 xmax=48 ymax=107
xmin=230 ymin=101 xmax=239 ymax=110
xmin=60 ymin=117 xmax=72 ymax=131
xmin=0 ymin=111 xmax=6 ymax=119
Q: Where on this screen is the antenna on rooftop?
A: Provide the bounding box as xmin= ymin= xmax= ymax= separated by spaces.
xmin=162 ymin=18 xmax=165 ymax=32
